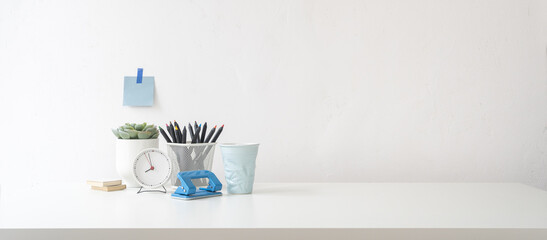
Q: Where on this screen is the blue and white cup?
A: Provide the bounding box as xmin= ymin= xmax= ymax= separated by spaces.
xmin=219 ymin=143 xmax=260 ymax=194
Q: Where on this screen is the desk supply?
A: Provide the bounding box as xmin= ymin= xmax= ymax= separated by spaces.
xmin=87 ymin=180 xmax=126 ymax=192
xmin=132 ymin=148 xmax=172 ymax=193
xmin=171 ymin=170 xmax=222 ymax=200
xmin=164 ymin=121 xmax=224 ymax=145
xmin=162 ymin=121 xmax=224 ymax=186
xmin=211 ymin=124 xmax=224 ymax=143
xmin=123 ymin=68 xmax=155 ymax=106
xmin=91 ymin=185 xmax=127 ymax=192
xmin=205 ymin=125 xmax=216 ymax=143
xmin=86 ymin=180 xmax=122 ymax=187
xmin=200 ymin=122 xmax=207 ymax=143
xmin=174 ymin=121 xmax=183 ymax=143
xmin=166 ymin=142 xmax=217 ymax=186
xmin=174 ymin=125 xmax=181 ymax=143
xmin=167 ymin=123 xmax=176 ymax=142
xmin=194 ymin=124 xmax=202 ymax=143
xmin=188 ymin=123 xmax=195 ymax=140
xmin=181 ymin=126 xmax=187 ymax=144
xmin=158 ymin=126 xmax=172 ymax=143
xmin=220 ymin=143 xmax=259 ymax=194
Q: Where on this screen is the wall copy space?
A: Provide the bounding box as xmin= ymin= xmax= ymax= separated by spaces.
xmin=1 ymin=0 xmax=547 ymax=189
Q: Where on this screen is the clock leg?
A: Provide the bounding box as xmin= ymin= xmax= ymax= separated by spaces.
xmin=136 ymin=186 xmax=167 ymax=194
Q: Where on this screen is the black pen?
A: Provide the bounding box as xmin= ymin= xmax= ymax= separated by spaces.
xmin=200 ymin=122 xmax=207 ymax=143
xmin=174 ymin=125 xmax=181 ymax=143
xmin=181 ymin=126 xmax=187 ymax=144
xmin=211 ymin=124 xmax=224 ymax=143
xmin=174 ymin=121 xmax=183 ymax=143
xmin=167 ymin=123 xmax=176 ymax=142
xmin=192 ymin=127 xmax=198 ymax=143
xmin=188 ymin=123 xmax=195 ymax=141
xmin=193 ymin=124 xmax=201 ymax=143
xmin=159 ymin=126 xmax=172 ymax=143
xmin=205 ymin=125 xmax=216 ymax=143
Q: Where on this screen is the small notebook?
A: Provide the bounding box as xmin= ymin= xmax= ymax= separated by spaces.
xmin=91 ymin=185 xmax=126 ymax=192
xmin=86 ymin=180 xmax=122 ymax=187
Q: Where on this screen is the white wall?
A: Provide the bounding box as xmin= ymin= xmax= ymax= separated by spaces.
xmin=1 ymin=0 xmax=547 ymax=189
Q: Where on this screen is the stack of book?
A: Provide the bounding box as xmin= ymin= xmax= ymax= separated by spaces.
xmin=87 ymin=180 xmax=126 ymax=192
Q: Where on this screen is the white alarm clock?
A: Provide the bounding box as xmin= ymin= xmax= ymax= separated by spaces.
xmin=132 ymin=148 xmax=172 ymax=193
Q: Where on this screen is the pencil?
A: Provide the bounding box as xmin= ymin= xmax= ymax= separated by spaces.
xmin=167 ymin=123 xmax=176 ymax=142
xmin=174 ymin=125 xmax=181 ymax=143
xmin=211 ymin=124 xmax=224 ymax=143
xmin=195 ymin=124 xmax=201 ymax=143
xmin=159 ymin=126 xmax=172 ymax=143
xmin=188 ymin=123 xmax=195 ymax=141
xmin=200 ymin=122 xmax=207 ymax=143
xmin=181 ymin=126 xmax=187 ymax=144
xmin=192 ymin=124 xmax=201 ymax=143
xmin=204 ymin=125 xmax=216 ymax=143
xmin=174 ymin=121 xmax=183 ymax=143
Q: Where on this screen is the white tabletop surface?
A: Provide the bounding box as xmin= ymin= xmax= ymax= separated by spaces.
xmin=1 ymin=183 xmax=547 ymax=229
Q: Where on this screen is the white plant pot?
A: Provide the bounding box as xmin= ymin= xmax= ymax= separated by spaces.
xmin=116 ymin=138 xmax=159 ymax=187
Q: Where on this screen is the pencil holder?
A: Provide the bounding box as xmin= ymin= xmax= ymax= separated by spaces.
xmin=166 ymin=143 xmax=217 ymax=187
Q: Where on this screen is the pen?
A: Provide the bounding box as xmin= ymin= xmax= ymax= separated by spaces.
xmin=158 ymin=126 xmax=172 ymax=143
xmin=188 ymin=123 xmax=195 ymax=141
xmin=200 ymin=122 xmax=207 ymax=143
xmin=211 ymin=124 xmax=224 ymax=143
xmin=167 ymin=123 xmax=176 ymax=142
xmin=204 ymin=125 xmax=216 ymax=143
xmin=193 ymin=124 xmax=201 ymax=143
xmin=174 ymin=121 xmax=183 ymax=143
xmin=174 ymin=125 xmax=181 ymax=143
xmin=196 ymin=124 xmax=202 ymax=143
xmin=181 ymin=126 xmax=187 ymax=144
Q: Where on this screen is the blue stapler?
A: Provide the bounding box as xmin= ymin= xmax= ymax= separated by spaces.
xmin=171 ymin=170 xmax=223 ymax=200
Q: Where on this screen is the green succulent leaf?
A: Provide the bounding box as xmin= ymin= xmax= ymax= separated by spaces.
xmin=111 ymin=129 xmax=120 ymax=138
xmin=137 ymin=131 xmax=152 ymax=139
xmin=122 ymin=125 xmax=135 ymax=130
xmin=135 ymin=123 xmax=145 ymax=131
xmin=118 ymin=130 xmax=131 ymax=139
xmin=125 ymin=129 xmax=138 ymax=139
xmin=115 ymin=122 xmax=158 ymax=139
xmin=144 ymin=127 xmax=157 ymax=133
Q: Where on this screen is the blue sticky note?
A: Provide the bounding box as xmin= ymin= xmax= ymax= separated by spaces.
xmin=123 ymin=76 xmax=154 ymax=106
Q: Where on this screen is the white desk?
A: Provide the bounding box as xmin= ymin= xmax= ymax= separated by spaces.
xmin=1 ymin=183 xmax=547 ymax=239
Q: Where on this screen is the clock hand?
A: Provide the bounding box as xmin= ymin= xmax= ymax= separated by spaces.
xmin=144 ymin=152 xmax=154 ymax=170
xmin=145 ymin=168 xmax=152 ymax=173
xmin=147 ymin=153 xmax=155 ymax=170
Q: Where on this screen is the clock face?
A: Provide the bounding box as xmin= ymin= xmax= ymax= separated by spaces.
xmin=133 ymin=148 xmax=172 ymax=188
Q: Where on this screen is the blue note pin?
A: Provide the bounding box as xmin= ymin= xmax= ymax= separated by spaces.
xmin=136 ymin=68 xmax=143 ymax=84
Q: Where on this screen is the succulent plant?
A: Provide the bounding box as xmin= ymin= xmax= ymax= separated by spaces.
xmin=112 ymin=122 xmax=159 ymax=139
